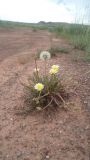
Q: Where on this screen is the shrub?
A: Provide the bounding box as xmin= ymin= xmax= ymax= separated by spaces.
xmin=23 ymin=58 xmax=67 ymax=111
xmin=71 ymin=35 xmax=88 ymax=50
xmin=32 ymin=27 xmax=37 ymax=32
xmin=52 ymin=23 xmax=90 ymax=52
xmin=48 ymin=47 xmax=69 ymax=56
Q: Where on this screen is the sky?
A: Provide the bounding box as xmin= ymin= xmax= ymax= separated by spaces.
xmin=0 ymin=0 xmax=90 ymax=24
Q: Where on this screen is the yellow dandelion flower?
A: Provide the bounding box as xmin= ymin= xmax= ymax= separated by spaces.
xmin=49 ymin=65 xmax=59 ymax=74
xmin=49 ymin=68 xmax=58 ymax=74
xmin=34 ymin=83 xmax=44 ymax=91
xmin=51 ymin=65 xmax=59 ymax=70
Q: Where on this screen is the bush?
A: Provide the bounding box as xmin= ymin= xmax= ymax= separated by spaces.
xmin=71 ymin=35 xmax=88 ymax=50
xmin=23 ymin=58 xmax=67 ymax=111
xmin=48 ymin=47 xmax=69 ymax=56
xmin=52 ymin=23 xmax=90 ymax=52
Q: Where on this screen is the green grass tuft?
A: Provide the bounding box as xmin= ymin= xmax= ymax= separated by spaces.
xmin=48 ymin=47 xmax=69 ymax=56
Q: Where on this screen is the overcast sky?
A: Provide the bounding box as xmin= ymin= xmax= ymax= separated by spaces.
xmin=0 ymin=0 xmax=90 ymax=24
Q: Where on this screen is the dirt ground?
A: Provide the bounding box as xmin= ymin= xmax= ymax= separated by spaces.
xmin=0 ymin=27 xmax=90 ymax=160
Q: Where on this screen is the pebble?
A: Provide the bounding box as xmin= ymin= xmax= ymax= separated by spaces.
xmin=6 ymin=155 xmax=9 ymax=158
xmin=46 ymin=155 xmax=50 ymax=159
xmin=84 ymin=101 xmax=88 ymax=104
xmin=59 ymin=131 xmax=62 ymax=134
xmin=85 ymin=126 xmax=89 ymax=130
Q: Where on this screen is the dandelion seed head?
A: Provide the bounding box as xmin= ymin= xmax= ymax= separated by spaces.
xmin=40 ymin=51 xmax=51 ymax=60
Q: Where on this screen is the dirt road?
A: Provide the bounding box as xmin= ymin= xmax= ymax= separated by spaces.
xmin=0 ymin=27 xmax=90 ymax=160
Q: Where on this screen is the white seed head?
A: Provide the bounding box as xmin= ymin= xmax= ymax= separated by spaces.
xmin=40 ymin=51 xmax=51 ymax=60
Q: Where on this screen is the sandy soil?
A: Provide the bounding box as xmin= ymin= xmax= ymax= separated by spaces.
xmin=0 ymin=27 xmax=90 ymax=160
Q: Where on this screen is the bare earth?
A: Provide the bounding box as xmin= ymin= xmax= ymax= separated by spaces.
xmin=0 ymin=27 xmax=90 ymax=160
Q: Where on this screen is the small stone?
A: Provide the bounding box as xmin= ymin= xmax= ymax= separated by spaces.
xmin=84 ymin=101 xmax=88 ymax=104
xmin=46 ymin=155 xmax=49 ymax=159
xmin=36 ymin=107 xmax=42 ymax=111
xmin=59 ymin=131 xmax=62 ymax=134
xmin=6 ymin=155 xmax=9 ymax=158
xmin=85 ymin=126 xmax=89 ymax=130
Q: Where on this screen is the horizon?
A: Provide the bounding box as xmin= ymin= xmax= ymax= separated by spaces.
xmin=0 ymin=19 xmax=90 ymax=26
xmin=0 ymin=0 xmax=90 ymax=24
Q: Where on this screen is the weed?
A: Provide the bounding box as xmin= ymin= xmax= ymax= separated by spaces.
xmin=70 ymin=35 xmax=88 ymax=50
xmin=52 ymin=23 xmax=90 ymax=52
xmin=23 ymin=57 xmax=67 ymax=111
xmin=32 ymin=27 xmax=37 ymax=32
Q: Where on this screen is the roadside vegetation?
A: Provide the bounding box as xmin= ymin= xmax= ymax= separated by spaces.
xmin=23 ymin=56 xmax=68 ymax=112
xmin=51 ymin=23 xmax=90 ymax=53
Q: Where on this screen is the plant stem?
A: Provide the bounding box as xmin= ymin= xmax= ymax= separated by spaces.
xmin=38 ymin=92 xmax=49 ymax=100
xmin=35 ymin=58 xmax=38 ymax=71
xmin=45 ymin=59 xmax=47 ymax=76
xmin=42 ymin=98 xmax=53 ymax=110
xmin=51 ymin=96 xmax=60 ymax=107
xmin=34 ymin=59 xmax=39 ymax=80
